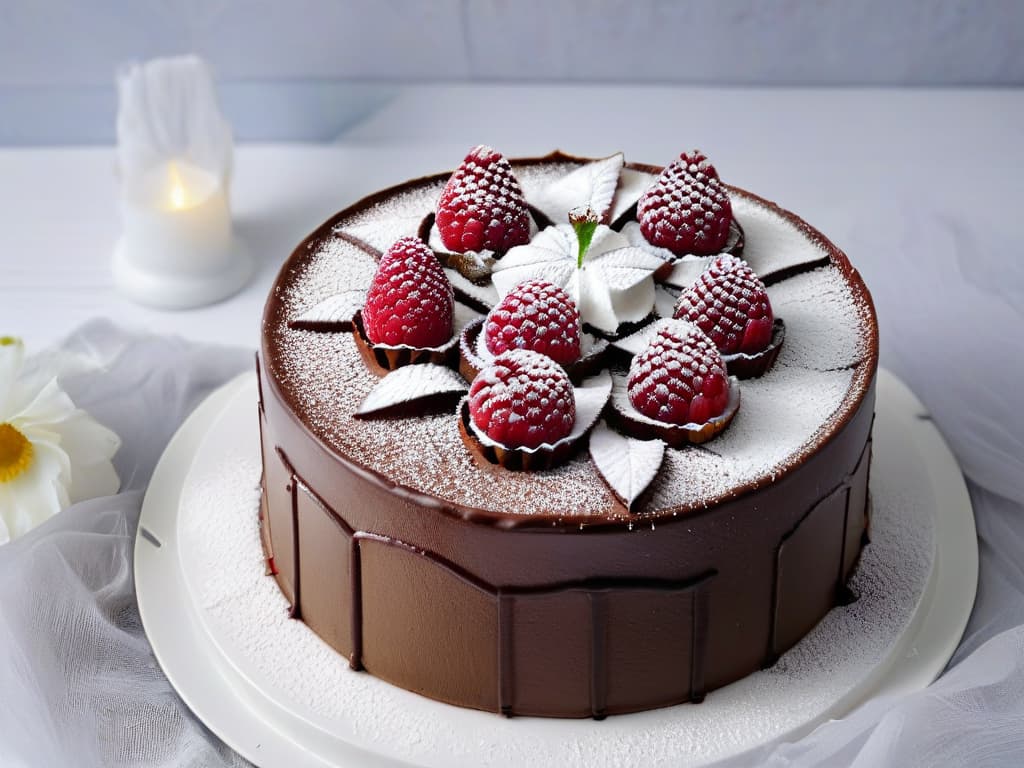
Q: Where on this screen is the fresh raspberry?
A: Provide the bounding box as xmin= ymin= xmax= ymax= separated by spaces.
xmin=636 ymin=153 xmax=732 ymax=256
xmin=627 ymin=321 xmax=730 ymax=426
xmin=484 ymin=279 xmax=581 ymax=366
xmin=674 ymin=255 xmax=774 ymax=355
xmin=678 ymin=149 xmax=719 ymax=180
xmin=469 ymin=349 xmax=576 ymax=449
xmin=436 ymin=145 xmax=531 ymax=254
xmin=362 ymin=236 xmax=454 ymax=347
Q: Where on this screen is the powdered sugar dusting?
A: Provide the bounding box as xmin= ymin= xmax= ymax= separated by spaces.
xmin=768 ymin=266 xmax=869 ymax=371
xmin=267 ymin=163 xmax=875 ymax=519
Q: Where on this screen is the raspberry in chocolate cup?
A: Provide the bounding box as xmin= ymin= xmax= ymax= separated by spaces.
xmin=675 ymin=254 xmax=786 ymax=379
xmin=637 ymin=151 xmax=733 ymax=256
xmin=469 ymin=349 xmax=576 ymax=450
xmin=436 ymin=145 xmax=532 ymax=254
xmin=355 ymin=237 xmax=459 ymax=373
xmin=484 ymin=279 xmax=582 ymax=366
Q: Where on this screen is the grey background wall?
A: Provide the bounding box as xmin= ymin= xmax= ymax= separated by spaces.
xmin=0 ymin=0 xmax=1021 ymax=144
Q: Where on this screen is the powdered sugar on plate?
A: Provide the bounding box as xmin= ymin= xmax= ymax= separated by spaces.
xmin=267 ymin=161 xmax=875 ymax=519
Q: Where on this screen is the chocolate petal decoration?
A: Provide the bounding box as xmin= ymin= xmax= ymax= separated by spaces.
xmin=289 ymin=290 xmax=365 ymax=332
xmin=356 ymin=364 xmax=469 ymax=419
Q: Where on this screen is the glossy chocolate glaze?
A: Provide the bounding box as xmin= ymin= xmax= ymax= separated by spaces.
xmin=257 ymin=153 xmax=879 ymax=718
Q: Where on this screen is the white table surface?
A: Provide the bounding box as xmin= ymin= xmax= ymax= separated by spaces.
xmin=1 ymin=84 xmax=1023 ymax=768
xmin=1 ymin=84 xmax=1022 ymax=443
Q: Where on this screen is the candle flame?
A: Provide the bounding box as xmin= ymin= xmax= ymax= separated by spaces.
xmin=168 ymin=162 xmax=188 ymax=210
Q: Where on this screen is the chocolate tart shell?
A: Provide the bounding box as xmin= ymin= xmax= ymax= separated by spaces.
xmin=352 ymin=310 xmax=458 ymax=375
xmin=607 ymin=377 xmax=741 ymax=447
xmin=723 ymin=319 xmax=786 ymax=380
xmin=457 ymin=398 xmax=581 ymax=471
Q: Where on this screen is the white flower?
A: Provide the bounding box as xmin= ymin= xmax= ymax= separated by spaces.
xmin=491 ymin=224 xmax=665 ymax=334
xmin=0 ymin=337 xmax=121 ymax=544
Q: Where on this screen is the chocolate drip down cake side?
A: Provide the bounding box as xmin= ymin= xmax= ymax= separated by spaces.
xmin=257 ymin=147 xmax=878 ymax=718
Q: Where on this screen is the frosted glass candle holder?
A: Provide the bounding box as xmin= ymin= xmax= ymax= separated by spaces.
xmin=112 ymin=56 xmax=251 ymax=309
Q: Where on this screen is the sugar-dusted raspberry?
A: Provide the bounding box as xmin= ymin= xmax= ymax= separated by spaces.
xmin=637 ymin=152 xmax=732 ymax=256
xmin=469 ymin=349 xmax=576 ymax=449
xmin=679 ymin=148 xmax=719 ymax=179
xmin=627 ymin=321 xmax=730 ymax=425
xmin=436 ymin=145 xmax=532 ymax=254
xmin=362 ymin=236 xmax=454 ymax=347
xmin=674 ymin=254 xmax=774 ymax=355
xmin=485 ymin=279 xmax=581 ymax=365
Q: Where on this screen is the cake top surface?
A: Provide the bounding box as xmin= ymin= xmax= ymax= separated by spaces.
xmin=262 ymin=153 xmax=878 ymax=528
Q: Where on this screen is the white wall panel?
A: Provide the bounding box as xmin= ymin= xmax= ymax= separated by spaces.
xmin=0 ymin=0 xmax=1019 ymax=144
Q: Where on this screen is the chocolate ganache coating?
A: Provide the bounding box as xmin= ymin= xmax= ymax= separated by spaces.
xmin=258 ymin=153 xmax=879 ymax=718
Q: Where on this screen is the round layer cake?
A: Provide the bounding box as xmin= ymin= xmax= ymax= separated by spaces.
xmin=257 ymin=149 xmax=879 ymax=719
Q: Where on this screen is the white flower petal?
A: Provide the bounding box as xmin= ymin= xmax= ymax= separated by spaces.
xmin=610 ymin=279 xmax=657 ymax=326
xmin=491 ymin=227 xmax=577 ymax=298
xmin=0 ymin=337 xmax=25 ymax=416
xmin=51 ymin=411 xmax=122 ymax=503
xmin=0 ymin=439 xmax=69 ymax=541
xmin=590 ymin=247 xmax=665 ymax=291
xmin=10 ymin=378 xmax=77 ymax=429
xmin=49 ymin=410 xmax=121 ymax=464
xmin=579 ymin=267 xmax=619 ymax=333
xmin=586 ymin=224 xmax=627 ymax=255
xmin=67 ymin=459 xmax=121 ymax=505
xmin=0 ymin=490 xmax=10 ymax=544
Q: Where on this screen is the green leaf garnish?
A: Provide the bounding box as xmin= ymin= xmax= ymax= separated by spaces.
xmin=569 ymin=206 xmax=599 ymax=269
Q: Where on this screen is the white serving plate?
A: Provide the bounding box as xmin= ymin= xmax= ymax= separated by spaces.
xmin=135 ymin=368 xmax=976 ymax=767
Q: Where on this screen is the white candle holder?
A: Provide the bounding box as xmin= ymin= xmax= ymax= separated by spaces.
xmin=113 ymin=56 xmax=251 ymax=309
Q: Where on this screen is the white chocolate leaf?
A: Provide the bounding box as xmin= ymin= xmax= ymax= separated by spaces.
xmin=290 ymin=290 xmax=365 ymax=331
xmin=589 ymin=420 xmax=665 ymax=509
xmin=662 ymin=261 xmax=706 ymax=290
xmin=356 ymin=364 xmax=468 ymax=418
xmin=531 ymin=153 xmax=624 ymax=225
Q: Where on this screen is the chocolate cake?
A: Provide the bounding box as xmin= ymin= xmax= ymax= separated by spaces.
xmin=257 ymin=149 xmax=879 ymax=719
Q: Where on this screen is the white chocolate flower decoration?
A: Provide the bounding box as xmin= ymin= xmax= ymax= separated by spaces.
xmin=491 ymin=218 xmax=665 ymax=335
xmin=0 ymin=337 xmax=121 ymax=544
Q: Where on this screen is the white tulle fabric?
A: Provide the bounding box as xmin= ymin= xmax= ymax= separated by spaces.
xmin=0 ymin=314 xmax=1022 ymax=767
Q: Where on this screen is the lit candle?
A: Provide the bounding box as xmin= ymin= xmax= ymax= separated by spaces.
xmin=112 ymin=56 xmax=250 ymax=309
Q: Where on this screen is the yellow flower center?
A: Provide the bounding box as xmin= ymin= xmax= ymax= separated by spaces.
xmin=0 ymin=423 xmax=33 ymax=483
